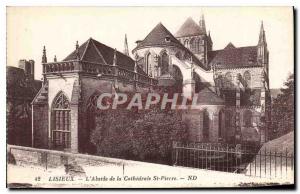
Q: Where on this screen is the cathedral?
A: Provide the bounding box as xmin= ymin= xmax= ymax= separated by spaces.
xmin=32 ymin=14 xmax=271 ymax=153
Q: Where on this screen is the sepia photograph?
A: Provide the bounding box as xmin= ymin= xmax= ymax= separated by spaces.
xmin=6 ymin=6 xmax=294 ymax=188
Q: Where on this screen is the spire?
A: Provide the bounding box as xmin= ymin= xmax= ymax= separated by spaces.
xmin=208 ymin=30 xmax=212 ymax=42
xmin=42 ymin=46 xmax=47 ymax=63
xmin=258 ymin=21 xmax=266 ymax=45
xmin=123 ymin=34 xmax=129 ymax=56
xmin=75 ymin=41 xmax=80 ymax=60
xmin=76 ymin=40 xmax=79 ymax=49
xmin=113 ymin=48 xmax=117 ymax=66
xmin=54 ymin=55 xmax=57 ymax=62
xmin=199 ymin=14 xmax=206 ymax=35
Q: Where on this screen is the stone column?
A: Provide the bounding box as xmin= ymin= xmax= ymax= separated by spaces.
xmin=260 ymin=72 xmax=266 ymax=143
xmin=235 ymin=80 xmax=242 ymax=144
xmin=70 ymin=104 xmax=79 ymax=153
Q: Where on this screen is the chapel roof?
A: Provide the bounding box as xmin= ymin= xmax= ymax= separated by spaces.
xmin=63 ymin=38 xmax=147 ymax=75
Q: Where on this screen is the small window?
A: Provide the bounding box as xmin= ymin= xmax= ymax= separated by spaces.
xmin=165 ymin=36 xmax=171 ymax=42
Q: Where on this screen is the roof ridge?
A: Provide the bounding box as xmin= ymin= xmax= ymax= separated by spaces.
xmin=89 ymin=38 xmax=109 ymax=65
xmin=91 ymin=38 xmax=134 ymax=62
xmin=210 ymin=45 xmax=257 ymax=52
xmin=63 ymin=39 xmax=90 ymax=61
xmin=80 ymin=38 xmax=92 ymax=61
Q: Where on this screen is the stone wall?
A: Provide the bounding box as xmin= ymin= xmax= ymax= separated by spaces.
xmin=8 ymin=144 xmax=149 ymax=169
xmin=32 ymin=104 xmax=49 ymax=148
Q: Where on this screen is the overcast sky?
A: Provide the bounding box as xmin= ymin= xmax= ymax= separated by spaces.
xmin=7 ymin=6 xmax=293 ymax=88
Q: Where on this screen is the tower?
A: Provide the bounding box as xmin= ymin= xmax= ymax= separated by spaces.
xmin=257 ymin=21 xmax=268 ymax=71
xmin=175 ymin=14 xmax=213 ymax=69
xmin=42 ymin=46 xmax=47 ymax=63
xmin=18 ymin=59 xmax=35 ymax=81
xmin=199 ymin=14 xmax=206 ymax=34
xmin=257 ymin=21 xmax=270 ymax=143
xmin=197 ymin=14 xmax=212 ymax=68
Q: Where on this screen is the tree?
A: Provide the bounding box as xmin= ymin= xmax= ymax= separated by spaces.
xmin=271 ymin=73 xmax=294 ymax=139
xmin=90 ymin=107 xmax=188 ymax=164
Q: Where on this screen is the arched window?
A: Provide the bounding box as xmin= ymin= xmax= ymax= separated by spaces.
xmin=196 ymin=38 xmax=201 ymax=53
xmin=225 ymin=72 xmax=233 ymax=88
xmin=146 ymin=53 xmax=152 ymax=76
xmin=184 ymin=39 xmax=189 ymax=48
xmin=190 ymin=38 xmax=196 ymax=52
xmin=243 ymin=71 xmax=251 ymax=87
xmin=161 ymin=52 xmax=169 ymax=75
xmin=243 ymin=110 xmax=252 ymax=127
xmin=51 ymin=92 xmax=71 ymax=150
xmin=203 ymin=109 xmax=210 ymax=140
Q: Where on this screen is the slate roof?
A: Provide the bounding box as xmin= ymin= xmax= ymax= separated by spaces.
xmin=175 ymin=17 xmax=206 ymax=38
xmin=134 ymin=23 xmax=183 ymax=50
xmin=208 ymin=45 xmax=259 ymax=69
xmin=63 ymin=38 xmax=146 ymax=75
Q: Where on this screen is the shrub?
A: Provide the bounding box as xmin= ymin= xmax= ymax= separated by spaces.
xmin=90 ymin=108 xmax=187 ymax=164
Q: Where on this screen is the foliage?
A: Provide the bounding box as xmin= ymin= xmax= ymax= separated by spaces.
xmin=270 ymin=73 xmax=294 ymax=139
xmin=90 ymin=108 xmax=188 ymax=164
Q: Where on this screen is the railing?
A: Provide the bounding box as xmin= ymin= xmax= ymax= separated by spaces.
xmin=44 ymin=61 xmax=76 ymax=73
xmin=172 ymin=142 xmax=294 ymax=180
xmin=43 ymin=61 xmax=157 ymax=87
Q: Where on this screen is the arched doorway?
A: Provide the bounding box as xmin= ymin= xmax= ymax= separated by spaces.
xmin=51 ymin=91 xmax=71 ymax=150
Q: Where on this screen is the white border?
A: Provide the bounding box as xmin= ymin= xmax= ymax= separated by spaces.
xmin=0 ymin=0 xmax=298 ymax=193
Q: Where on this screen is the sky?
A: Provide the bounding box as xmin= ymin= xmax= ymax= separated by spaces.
xmin=7 ymin=6 xmax=293 ymax=88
